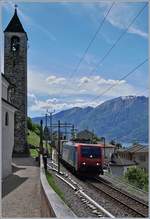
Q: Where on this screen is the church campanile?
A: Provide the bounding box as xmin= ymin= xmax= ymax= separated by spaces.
xmin=4 ymin=7 xmax=28 ymax=155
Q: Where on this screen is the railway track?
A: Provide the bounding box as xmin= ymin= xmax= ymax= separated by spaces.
xmin=47 ymin=156 xmax=149 ymax=217
xmin=87 ymin=177 xmax=149 ymax=218
xmin=47 ymin=160 xmax=115 ymax=218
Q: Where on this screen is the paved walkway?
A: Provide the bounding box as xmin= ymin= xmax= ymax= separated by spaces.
xmin=2 ymin=157 xmax=41 ymax=217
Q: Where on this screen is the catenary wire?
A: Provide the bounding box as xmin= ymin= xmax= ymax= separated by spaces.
xmin=60 ymin=2 xmax=115 ymax=93
xmin=90 ymin=58 xmax=148 ymax=102
xmin=77 ymin=2 xmax=148 ymax=91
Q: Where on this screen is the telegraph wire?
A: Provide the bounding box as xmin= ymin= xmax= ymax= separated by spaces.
xmin=60 ymin=2 xmax=115 ymax=93
xmin=91 ymin=58 xmax=148 ymax=102
xmin=77 ymin=2 xmax=148 ymax=91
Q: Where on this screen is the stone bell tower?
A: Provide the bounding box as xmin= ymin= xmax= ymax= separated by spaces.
xmin=4 ymin=6 xmax=28 ymax=155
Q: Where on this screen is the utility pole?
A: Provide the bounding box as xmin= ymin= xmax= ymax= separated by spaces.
xmin=47 ymin=110 xmax=55 ymax=159
xmin=64 ymin=122 xmax=67 ymax=140
xmin=40 ymin=120 xmax=43 ymax=154
xmin=45 ymin=112 xmax=48 ymax=150
xmin=47 ymin=109 xmax=55 ymax=142
xmin=58 ymin=120 xmax=60 ymax=173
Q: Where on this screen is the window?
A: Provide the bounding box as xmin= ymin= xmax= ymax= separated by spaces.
xmin=5 ymin=112 xmax=9 ymax=126
xmin=81 ymin=146 xmax=101 ymax=158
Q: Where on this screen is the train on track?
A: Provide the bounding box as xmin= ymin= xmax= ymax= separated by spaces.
xmin=59 ymin=141 xmax=104 ymax=176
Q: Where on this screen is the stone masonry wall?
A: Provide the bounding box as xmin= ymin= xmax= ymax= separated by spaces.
xmin=4 ymin=32 xmax=27 ymax=154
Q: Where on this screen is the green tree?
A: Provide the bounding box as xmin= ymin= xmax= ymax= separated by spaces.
xmin=27 ymin=117 xmax=33 ymax=131
xmin=27 ymin=117 xmax=40 ymax=136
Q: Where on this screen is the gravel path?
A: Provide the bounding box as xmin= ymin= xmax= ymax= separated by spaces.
xmin=2 ymin=157 xmax=41 ymax=217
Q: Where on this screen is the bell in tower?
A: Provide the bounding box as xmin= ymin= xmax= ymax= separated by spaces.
xmin=4 ymin=5 xmax=28 ymax=155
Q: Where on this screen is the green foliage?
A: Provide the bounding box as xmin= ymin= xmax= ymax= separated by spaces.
xmin=46 ymin=171 xmax=65 ymax=201
xmin=125 ymin=167 xmax=148 ymax=191
xmin=27 ymin=130 xmax=40 ymax=158
xmin=27 ymin=117 xmax=33 ymax=130
xmin=27 ymin=117 xmax=40 ymax=136
xmin=27 ymin=130 xmax=40 ymax=146
xmin=29 ymin=149 xmax=38 ymax=158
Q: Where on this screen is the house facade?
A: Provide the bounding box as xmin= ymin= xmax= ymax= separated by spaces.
xmin=2 ymin=74 xmax=17 ymax=178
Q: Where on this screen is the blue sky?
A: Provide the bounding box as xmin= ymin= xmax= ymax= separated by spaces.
xmin=2 ymin=1 xmax=148 ymax=117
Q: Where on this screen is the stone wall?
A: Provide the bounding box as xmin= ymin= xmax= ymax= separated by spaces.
xmin=4 ymin=32 xmax=27 ymax=154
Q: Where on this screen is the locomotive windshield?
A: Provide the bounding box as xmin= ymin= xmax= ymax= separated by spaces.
xmin=81 ymin=146 xmax=101 ymax=158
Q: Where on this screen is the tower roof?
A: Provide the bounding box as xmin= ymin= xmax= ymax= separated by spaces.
xmin=4 ymin=8 xmax=26 ymax=34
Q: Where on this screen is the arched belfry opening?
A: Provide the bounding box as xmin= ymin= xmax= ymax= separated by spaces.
xmin=11 ymin=36 xmax=20 ymax=52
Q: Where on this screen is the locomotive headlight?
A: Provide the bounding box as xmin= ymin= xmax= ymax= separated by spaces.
xmin=82 ymin=162 xmax=86 ymax=165
xmin=96 ymin=163 xmax=100 ymax=166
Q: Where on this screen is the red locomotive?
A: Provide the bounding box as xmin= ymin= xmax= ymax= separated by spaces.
xmin=60 ymin=141 xmax=104 ymax=176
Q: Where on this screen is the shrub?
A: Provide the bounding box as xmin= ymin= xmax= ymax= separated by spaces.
xmin=125 ymin=167 xmax=148 ymax=191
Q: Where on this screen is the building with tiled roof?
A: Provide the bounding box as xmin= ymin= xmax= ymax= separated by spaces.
xmin=117 ymin=144 xmax=148 ymax=172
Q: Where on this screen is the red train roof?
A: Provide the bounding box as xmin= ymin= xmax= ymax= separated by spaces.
xmin=75 ymin=143 xmax=103 ymax=147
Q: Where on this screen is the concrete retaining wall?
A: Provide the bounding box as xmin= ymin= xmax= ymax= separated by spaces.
xmin=40 ymin=156 xmax=76 ymax=217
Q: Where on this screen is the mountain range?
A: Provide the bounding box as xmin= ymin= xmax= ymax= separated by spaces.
xmin=32 ymin=96 xmax=148 ymax=143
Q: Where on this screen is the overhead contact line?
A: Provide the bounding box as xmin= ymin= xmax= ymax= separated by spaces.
xmin=77 ymin=2 xmax=148 ymax=91
xmin=60 ymin=2 xmax=115 ymax=94
xmin=91 ymin=58 xmax=148 ymax=102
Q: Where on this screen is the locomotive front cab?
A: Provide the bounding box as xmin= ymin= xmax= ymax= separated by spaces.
xmin=78 ymin=144 xmax=104 ymax=175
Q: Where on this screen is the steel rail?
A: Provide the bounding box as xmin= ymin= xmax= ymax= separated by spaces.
xmin=87 ymin=178 xmax=148 ymax=217
xmin=96 ymin=177 xmax=149 ymax=206
xmin=55 ymin=173 xmax=115 ymax=218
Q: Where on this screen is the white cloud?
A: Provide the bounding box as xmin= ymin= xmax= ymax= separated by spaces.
xmin=28 ymin=67 xmax=142 ymax=116
xmin=128 ymin=26 xmax=148 ymax=38
xmin=28 ymin=94 xmax=103 ymax=115
xmin=46 ymin=75 xmax=66 ymax=85
xmin=100 ymin=2 xmax=148 ymax=39
xmin=28 ymin=68 xmax=139 ymax=97
xmin=28 ymin=93 xmax=38 ymax=108
xmin=66 ymin=2 xmax=148 ymax=40
xmin=79 ymin=76 xmax=125 ymax=86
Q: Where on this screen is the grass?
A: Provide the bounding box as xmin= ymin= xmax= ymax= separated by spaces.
xmin=46 ymin=171 xmax=65 ymax=201
xmin=29 ymin=148 xmax=39 ymax=158
xmin=27 ymin=130 xmax=40 ymax=146
xmin=27 ymin=130 xmax=40 ymax=158
xmin=27 ymin=130 xmax=53 ymax=158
